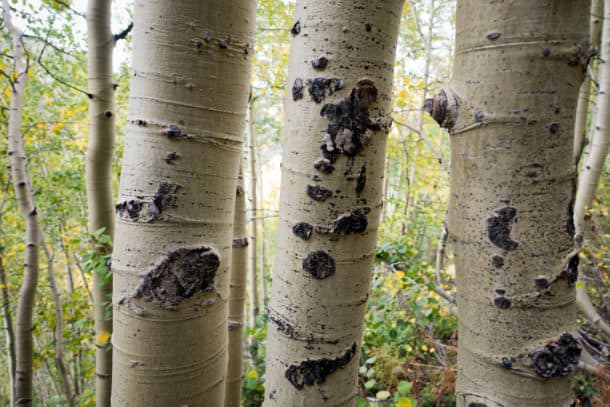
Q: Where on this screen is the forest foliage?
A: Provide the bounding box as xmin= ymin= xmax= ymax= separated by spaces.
xmin=0 ymin=0 xmax=608 ymax=406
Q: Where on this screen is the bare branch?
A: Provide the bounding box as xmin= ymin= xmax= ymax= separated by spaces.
xmin=392 ymin=115 xmax=450 ymax=173
xmin=113 ymin=22 xmax=133 ymax=42
xmin=52 ymin=0 xmax=85 ymax=18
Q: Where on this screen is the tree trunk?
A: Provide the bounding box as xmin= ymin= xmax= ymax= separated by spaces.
xmin=426 ymin=1 xmax=589 ymax=405
xmin=225 ymin=166 xmax=248 ymax=407
xmin=247 ymin=99 xmax=260 ymax=325
xmin=257 ymin=144 xmax=268 ymax=310
xmin=263 ymin=0 xmax=404 ymax=405
xmin=40 ymin=237 xmax=74 ymax=407
xmin=86 ymin=2 xmax=116 ymax=404
xmin=574 ymin=0 xmax=610 ymax=341
xmin=2 ymin=2 xmax=41 ymax=405
xmin=110 ymin=1 xmax=255 ymax=405
xmin=574 ymin=0 xmax=610 ymax=238
xmin=573 ymin=0 xmax=603 ymax=166
xmin=0 ymin=249 xmax=16 ymax=406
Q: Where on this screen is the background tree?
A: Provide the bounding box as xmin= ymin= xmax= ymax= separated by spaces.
xmin=226 ymin=165 xmax=248 ymax=407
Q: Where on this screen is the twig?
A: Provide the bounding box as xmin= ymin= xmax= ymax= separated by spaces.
xmin=113 ymin=22 xmax=134 ymax=42
xmin=52 ymin=0 xmax=85 ymax=18
xmin=392 ymin=115 xmax=450 ymax=173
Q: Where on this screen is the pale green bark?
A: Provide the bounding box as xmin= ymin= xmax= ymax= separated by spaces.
xmin=225 ymin=167 xmax=247 ymax=407
xmin=427 ymin=1 xmax=589 ymax=405
xmin=2 ymin=2 xmax=41 ymax=405
xmin=86 ymin=1 xmax=116 ymax=405
xmin=111 ymin=1 xmax=255 ymax=405
xmin=263 ymin=1 xmax=404 ymax=405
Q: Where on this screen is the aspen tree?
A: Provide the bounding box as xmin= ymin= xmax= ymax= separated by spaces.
xmin=225 ymin=167 xmax=248 ymax=407
xmin=110 ymin=1 xmax=255 ymax=405
xmin=86 ymin=1 xmax=124 ymax=404
xmin=2 ymin=2 xmax=41 ymax=405
xmin=426 ymin=1 xmax=589 ymax=405
xmin=264 ymin=0 xmax=404 ymax=405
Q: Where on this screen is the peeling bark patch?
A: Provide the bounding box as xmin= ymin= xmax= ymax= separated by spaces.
xmin=302 ymin=251 xmax=335 ymax=279
xmin=232 ymin=238 xmax=248 ymax=248
xmin=561 ymin=255 xmax=579 ymax=286
xmin=355 ymin=164 xmax=366 ymax=195
xmin=493 ymin=296 xmax=511 ymax=309
xmin=534 ymin=275 xmax=550 ymax=289
xmin=314 ymin=158 xmax=335 ymax=174
xmin=293 ymin=222 xmax=314 ymax=240
xmin=530 ymin=333 xmax=581 ymax=378
xmin=567 ymin=180 xmax=576 ymax=237
xmin=293 ymin=78 xmax=304 ymax=101
xmin=487 ymin=207 xmax=518 ymax=251
xmin=319 ymin=79 xmax=380 ymax=157
xmin=500 ymin=357 xmax=513 ymax=369
xmin=486 ymin=32 xmax=501 ymax=40
xmin=269 ymin=314 xmax=296 ymax=338
xmin=116 ymin=182 xmax=181 ymax=222
xmin=491 ymin=255 xmax=504 ymax=268
xmin=148 ymin=182 xmax=182 ymax=220
xmin=307 ymin=78 xmax=345 ymax=103
xmin=312 ymin=56 xmax=329 ymax=69
xmin=136 ymin=247 xmax=220 ymax=309
xmin=164 ymin=124 xmax=183 ymax=138
xmin=331 ymin=210 xmax=368 ymax=234
xmin=285 ymin=343 xmax=357 ymax=389
xmin=307 ymin=184 xmax=333 ymax=202
xmin=291 ymin=20 xmax=301 ymax=36
xmin=163 ymin=152 xmax=178 ymax=164
xmin=116 ymin=200 xmax=144 ymax=220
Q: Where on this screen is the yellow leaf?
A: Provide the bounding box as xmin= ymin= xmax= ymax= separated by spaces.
xmin=421 ymin=345 xmax=428 ymax=352
xmin=402 ymin=77 xmax=410 ymax=86
xmin=576 ymin=281 xmax=584 ymax=289
xmin=96 ymin=330 xmax=111 ymax=346
xmin=397 ymin=397 xmax=412 ymax=407
xmin=246 ymin=370 xmax=258 ymax=379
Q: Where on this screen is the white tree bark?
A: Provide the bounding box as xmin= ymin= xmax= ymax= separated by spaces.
xmin=427 ymin=1 xmax=589 ymax=405
xmin=2 ymin=2 xmax=41 ymax=405
xmin=86 ymin=1 xmax=117 ymax=404
xmin=110 ymin=1 xmax=255 ymax=405
xmin=264 ymin=0 xmax=404 ymax=405
xmin=225 ymin=166 xmax=248 ymax=407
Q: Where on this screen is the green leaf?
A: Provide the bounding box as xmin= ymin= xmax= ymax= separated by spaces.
xmin=397 ymin=380 xmax=412 ymax=396
xmin=376 ymin=390 xmax=390 ymax=400
xmin=364 ymin=379 xmax=376 ymax=390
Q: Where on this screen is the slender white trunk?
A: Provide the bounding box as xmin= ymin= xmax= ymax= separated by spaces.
xmin=225 ymin=167 xmax=247 ymax=407
xmin=2 ymin=2 xmax=41 ymax=405
xmin=247 ymin=99 xmax=260 ymax=325
xmin=40 ymin=238 xmax=74 ymax=407
xmin=86 ymin=2 xmax=116 ymax=403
